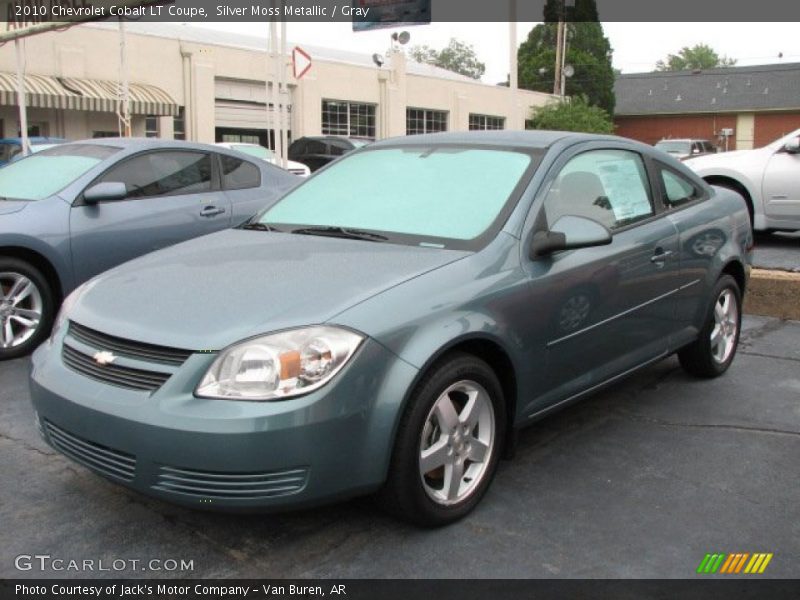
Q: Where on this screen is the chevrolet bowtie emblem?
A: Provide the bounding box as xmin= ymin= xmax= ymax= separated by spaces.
xmin=93 ymin=351 xmax=116 ymax=366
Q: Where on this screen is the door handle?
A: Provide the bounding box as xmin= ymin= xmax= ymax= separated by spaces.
xmin=200 ymin=206 xmax=226 ymax=217
xmin=650 ymin=249 xmax=674 ymax=263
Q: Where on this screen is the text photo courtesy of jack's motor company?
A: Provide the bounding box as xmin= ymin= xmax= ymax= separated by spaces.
xmin=0 ymin=0 xmax=799 ymax=597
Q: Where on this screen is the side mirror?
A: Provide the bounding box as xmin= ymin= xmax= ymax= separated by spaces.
xmin=783 ymin=136 xmax=800 ymax=154
xmin=530 ymin=215 xmax=612 ymax=259
xmin=83 ymin=182 xmax=127 ymax=204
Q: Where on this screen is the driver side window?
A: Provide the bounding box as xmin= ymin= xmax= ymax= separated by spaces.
xmin=96 ymin=151 xmax=212 ymax=199
xmin=543 ymin=149 xmax=654 ymax=231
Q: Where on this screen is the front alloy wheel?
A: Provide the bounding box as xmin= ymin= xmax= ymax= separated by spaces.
xmin=379 ymin=352 xmax=506 ymax=526
xmin=419 ymin=380 xmax=495 ymax=506
xmin=0 ymin=259 xmax=55 ymax=360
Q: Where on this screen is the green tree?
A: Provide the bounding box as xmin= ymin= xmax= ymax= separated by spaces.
xmin=409 ymin=38 xmax=486 ymax=80
xmin=517 ymin=0 xmax=615 ymax=114
xmin=655 ymin=44 xmax=737 ymax=71
xmin=528 ymin=96 xmax=614 ymax=134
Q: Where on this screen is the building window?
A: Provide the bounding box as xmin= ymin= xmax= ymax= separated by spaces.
xmin=145 ymin=115 xmax=159 ymax=138
xmin=92 ymin=131 xmax=119 ymax=138
xmin=321 ymin=100 xmax=376 ymax=139
xmin=406 ymin=108 xmax=448 ymax=135
xmin=469 ymin=114 xmax=505 ymax=131
xmin=173 ymin=108 xmax=186 ymax=141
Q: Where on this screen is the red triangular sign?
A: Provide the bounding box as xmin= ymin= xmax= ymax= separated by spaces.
xmin=293 ymin=46 xmax=313 ymax=80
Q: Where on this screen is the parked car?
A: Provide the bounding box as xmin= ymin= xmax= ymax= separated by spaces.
xmin=0 ymin=138 xmax=297 ymax=359
xmin=0 ymin=137 xmax=67 ymax=166
xmin=215 ymin=142 xmax=310 ymax=177
xmin=654 ymin=138 xmax=717 ymax=161
xmin=30 ymin=131 xmax=751 ymax=526
xmin=288 ymin=135 xmax=370 ymax=172
xmin=684 ymin=128 xmax=800 ymax=232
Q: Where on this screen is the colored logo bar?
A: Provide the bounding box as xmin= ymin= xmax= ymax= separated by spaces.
xmin=697 ymin=553 xmax=773 ymax=574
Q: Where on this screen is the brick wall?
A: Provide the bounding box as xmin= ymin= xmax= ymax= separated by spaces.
xmin=614 ymin=114 xmax=738 ymax=150
xmin=753 ymin=112 xmax=800 ymax=147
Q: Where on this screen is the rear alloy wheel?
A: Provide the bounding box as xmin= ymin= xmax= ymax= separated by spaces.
xmin=678 ymin=274 xmax=742 ymax=377
xmin=0 ymin=259 xmax=55 ymax=360
xmin=379 ymin=353 xmax=506 ymax=526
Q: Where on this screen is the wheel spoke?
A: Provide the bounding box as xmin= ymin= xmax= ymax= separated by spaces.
xmin=12 ymin=307 xmax=41 ymax=321
xmin=467 ymin=438 xmax=489 ymax=463
xmin=434 ymin=394 xmax=459 ymax=432
xmin=459 ymin=389 xmax=481 ymax=429
xmin=419 ymin=438 xmax=450 ymax=476
xmin=715 ymin=294 xmax=728 ymax=321
xmin=444 ymin=460 xmax=465 ymax=500
xmin=710 ymin=325 xmax=723 ymax=348
xmin=1 ymin=320 xmax=13 ymax=348
xmin=10 ymin=314 xmax=38 ymax=329
xmin=9 ymin=278 xmax=33 ymax=306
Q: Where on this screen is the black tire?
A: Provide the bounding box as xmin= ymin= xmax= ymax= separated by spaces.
xmin=0 ymin=258 xmax=56 ymax=360
xmin=678 ymin=274 xmax=742 ymax=378
xmin=378 ymin=352 xmax=507 ymax=527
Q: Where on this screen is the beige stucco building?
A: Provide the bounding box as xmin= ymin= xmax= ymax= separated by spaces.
xmin=0 ymin=22 xmax=554 ymax=149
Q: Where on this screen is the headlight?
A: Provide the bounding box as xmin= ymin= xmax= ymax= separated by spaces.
xmin=195 ymin=326 xmax=364 ymax=401
xmin=50 ymin=282 xmax=90 ymax=344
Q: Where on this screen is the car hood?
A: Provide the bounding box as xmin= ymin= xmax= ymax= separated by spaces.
xmin=684 ymin=147 xmax=766 ymax=170
xmin=0 ymin=200 xmax=29 ymax=216
xmin=69 ymin=229 xmax=469 ymax=350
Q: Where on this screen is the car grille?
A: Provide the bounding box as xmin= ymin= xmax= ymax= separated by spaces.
xmin=45 ymin=420 xmax=136 ymax=482
xmin=69 ymin=321 xmax=192 ymax=366
xmin=62 ymin=322 xmax=193 ymax=392
xmin=62 ymin=344 xmax=172 ymax=392
xmin=153 ymin=465 xmax=309 ymax=499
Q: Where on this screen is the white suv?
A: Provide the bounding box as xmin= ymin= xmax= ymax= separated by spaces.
xmin=685 ymin=128 xmax=800 ymax=232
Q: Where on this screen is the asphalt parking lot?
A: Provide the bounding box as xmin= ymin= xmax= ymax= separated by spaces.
xmin=1 ymin=315 xmax=798 ymax=579
xmin=753 ymin=232 xmax=799 ymax=272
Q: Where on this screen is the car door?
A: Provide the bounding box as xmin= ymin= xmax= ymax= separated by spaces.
xmin=521 ymin=146 xmax=682 ymax=413
xmin=69 ymin=149 xmax=232 ymax=283
xmin=762 ymin=143 xmax=800 ymax=221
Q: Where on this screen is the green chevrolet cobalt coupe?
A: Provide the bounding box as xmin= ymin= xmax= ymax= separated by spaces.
xmin=30 ymin=131 xmax=752 ymax=525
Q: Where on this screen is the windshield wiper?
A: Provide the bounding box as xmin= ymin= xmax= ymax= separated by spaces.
xmin=240 ymin=222 xmax=283 ymax=232
xmin=291 ymin=226 xmax=388 ymax=242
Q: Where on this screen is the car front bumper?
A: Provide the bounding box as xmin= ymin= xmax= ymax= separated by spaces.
xmin=29 ymin=334 xmax=417 ymax=512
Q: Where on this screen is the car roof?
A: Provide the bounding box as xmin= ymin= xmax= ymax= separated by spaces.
xmin=65 ymin=137 xmax=232 ymax=153
xmin=368 ymin=130 xmax=625 ymax=150
xmin=0 ymin=137 xmax=66 ymax=144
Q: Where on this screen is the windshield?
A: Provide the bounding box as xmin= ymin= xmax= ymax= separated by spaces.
xmin=349 ymin=139 xmax=369 ymax=148
xmin=655 ymin=141 xmax=692 ymax=155
xmin=258 ymin=145 xmax=538 ymax=249
xmin=233 ymin=144 xmax=274 ymax=160
xmin=0 ymin=144 xmax=119 ymax=201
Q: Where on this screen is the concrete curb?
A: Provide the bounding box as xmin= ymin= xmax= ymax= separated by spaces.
xmin=744 ymin=268 xmax=800 ymax=320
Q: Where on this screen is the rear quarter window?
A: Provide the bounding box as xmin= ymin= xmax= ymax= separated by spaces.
xmin=220 ymin=155 xmax=261 ymax=190
xmin=659 ymin=166 xmax=705 ymax=209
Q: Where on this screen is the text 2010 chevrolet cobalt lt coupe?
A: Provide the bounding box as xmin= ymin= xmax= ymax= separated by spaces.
xmin=30 ymin=131 xmax=752 ymax=526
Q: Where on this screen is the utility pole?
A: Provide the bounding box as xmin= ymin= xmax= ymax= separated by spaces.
xmin=118 ymin=19 xmax=131 ymax=137
xmin=553 ymin=19 xmax=563 ymax=96
xmin=14 ymin=38 xmax=29 ymax=156
xmin=509 ymin=1 xmax=518 ymax=128
xmin=553 ymin=0 xmax=574 ymax=97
